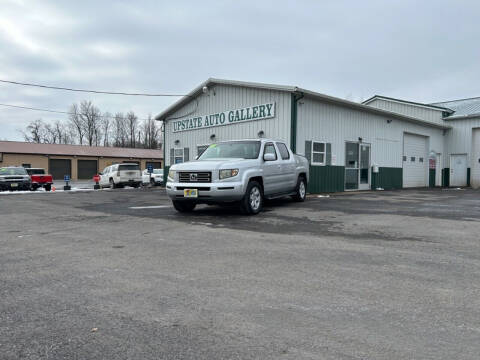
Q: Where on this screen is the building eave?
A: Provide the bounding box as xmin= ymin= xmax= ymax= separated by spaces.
xmin=299 ymin=89 xmax=451 ymax=130
xmin=363 ymin=95 xmax=454 ymax=113
xmin=443 ymin=113 xmax=480 ymax=121
xmin=154 ymin=78 xmax=451 ymax=130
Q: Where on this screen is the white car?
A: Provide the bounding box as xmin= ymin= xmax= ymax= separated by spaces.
xmin=142 ymin=169 xmax=164 ymax=186
xmin=99 ymin=163 xmax=142 ymax=189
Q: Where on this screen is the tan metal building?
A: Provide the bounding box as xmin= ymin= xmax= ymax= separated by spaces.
xmin=0 ymin=141 xmax=163 ymax=180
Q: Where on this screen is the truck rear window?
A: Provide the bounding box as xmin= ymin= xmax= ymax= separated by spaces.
xmin=119 ymin=164 xmax=140 ymax=171
xmin=26 ymin=169 xmax=45 ymax=175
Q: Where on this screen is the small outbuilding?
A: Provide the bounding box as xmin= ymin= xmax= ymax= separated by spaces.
xmin=0 ymin=141 xmax=163 ymax=181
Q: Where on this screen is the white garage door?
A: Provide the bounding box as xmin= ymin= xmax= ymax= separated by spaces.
xmin=403 ymin=133 xmax=428 ymax=188
xmin=472 ymin=129 xmax=480 ymax=189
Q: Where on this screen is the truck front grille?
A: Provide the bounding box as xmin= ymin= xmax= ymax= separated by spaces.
xmin=179 ymin=172 xmax=211 ymax=183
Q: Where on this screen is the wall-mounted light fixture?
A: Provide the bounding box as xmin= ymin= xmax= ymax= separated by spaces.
xmin=210 ymin=134 xmax=216 ymax=141
xmin=358 ymin=137 xmax=363 ymax=143
xmin=387 ymin=119 xmax=392 ymax=123
xmin=257 ymin=130 xmax=265 ymax=138
xmin=174 ymin=139 xmax=180 ymax=145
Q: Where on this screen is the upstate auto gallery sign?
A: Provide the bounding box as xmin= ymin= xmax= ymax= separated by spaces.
xmin=172 ymin=103 xmax=275 ymax=133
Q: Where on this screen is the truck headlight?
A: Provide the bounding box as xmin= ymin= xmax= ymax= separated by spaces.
xmin=168 ymin=170 xmax=176 ymax=181
xmin=219 ymin=169 xmax=239 ymax=180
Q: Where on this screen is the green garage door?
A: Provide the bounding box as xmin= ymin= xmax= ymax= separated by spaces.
xmin=78 ymin=160 xmax=98 ymax=180
xmin=49 ymin=159 xmax=71 ymax=180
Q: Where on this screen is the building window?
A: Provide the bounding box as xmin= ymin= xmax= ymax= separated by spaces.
xmin=403 ymin=156 xmax=407 ymax=162
xmin=419 ymin=157 xmax=424 ymax=163
xmin=174 ymin=148 xmax=184 ymax=164
xmin=411 ymin=157 xmax=415 ymax=162
xmin=22 ymin=164 xmax=31 ymax=168
xmin=312 ymin=141 xmax=326 ymax=165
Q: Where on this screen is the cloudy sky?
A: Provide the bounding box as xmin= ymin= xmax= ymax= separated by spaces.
xmin=0 ymin=0 xmax=478 ymax=141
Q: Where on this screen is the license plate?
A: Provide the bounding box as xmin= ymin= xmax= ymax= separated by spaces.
xmin=184 ymin=189 xmax=198 ymax=198
xmin=10 ymin=183 xmax=18 ymax=187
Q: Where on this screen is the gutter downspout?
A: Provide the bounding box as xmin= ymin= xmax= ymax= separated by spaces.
xmin=290 ymin=91 xmax=304 ymax=153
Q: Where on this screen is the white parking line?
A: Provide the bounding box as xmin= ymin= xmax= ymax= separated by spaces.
xmin=129 ymin=205 xmax=169 ymax=209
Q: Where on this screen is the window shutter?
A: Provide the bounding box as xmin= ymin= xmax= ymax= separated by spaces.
xmin=184 ymin=147 xmax=189 ymax=162
xmin=170 ymin=148 xmax=174 ymax=166
xmin=305 ymin=141 xmax=312 ymax=164
xmin=326 ymin=143 xmax=332 ymax=165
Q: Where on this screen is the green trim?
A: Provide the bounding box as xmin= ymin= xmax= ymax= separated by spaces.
xmin=372 ymin=167 xmax=403 ymax=190
xmin=429 ymin=169 xmax=435 ymax=187
xmin=290 ymin=93 xmax=304 ymax=153
xmin=307 ymin=165 xmax=344 ymax=193
xmin=163 ymin=122 xmax=167 ymax=186
xmin=290 ymin=94 xmax=296 ymax=153
xmin=442 ymin=168 xmax=450 ymax=187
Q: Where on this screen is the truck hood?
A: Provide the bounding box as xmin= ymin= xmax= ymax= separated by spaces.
xmin=171 ymin=159 xmax=256 ymax=171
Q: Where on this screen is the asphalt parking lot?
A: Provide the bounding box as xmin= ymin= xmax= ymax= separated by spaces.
xmin=1 ymin=188 xmax=479 ymax=359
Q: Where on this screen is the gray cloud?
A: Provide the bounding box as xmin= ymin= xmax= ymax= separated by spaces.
xmin=1 ymin=0 xmax=479 ymax=140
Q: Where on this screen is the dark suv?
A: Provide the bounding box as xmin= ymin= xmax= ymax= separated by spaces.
xmin=0 ymin=167 xmax=32 ymax=191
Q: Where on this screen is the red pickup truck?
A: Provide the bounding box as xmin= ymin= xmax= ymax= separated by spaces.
xmin=26 ymin=168 xmax=53 ymax=191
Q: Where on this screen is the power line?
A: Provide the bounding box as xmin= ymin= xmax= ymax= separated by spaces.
xmin=0 ymin=79 xmax=189 ymax=97
xmin=0 ymin=102 xmax=155 ymax=121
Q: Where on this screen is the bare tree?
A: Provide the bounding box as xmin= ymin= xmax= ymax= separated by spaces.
xmin=78 ymin=100 xmax=102 ymax=146
xmin=102 ymin=112 xmax=112 ymax=147
xmin=21 ymin=119 xmax=45 ymax=143
xmin=126 ymin=111 xmax=138 ymax=148
xmin=113 ymin=112 xmax=127 ymax=147
xmin=69 ymin=103 xmax=84 ymax=145
xmin=141 ymin=115 xmax=161 ymax=149
xmin=43 ymin=122 xmax=58 ymax=143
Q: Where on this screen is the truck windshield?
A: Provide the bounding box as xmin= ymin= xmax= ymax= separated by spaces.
xmin=198 ymin=141 xmax=261 ymax=160
xmin=0 ymin=167 xmax=27 ymax=175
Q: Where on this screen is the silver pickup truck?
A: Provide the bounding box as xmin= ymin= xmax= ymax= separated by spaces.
xmin=166 ymin=139 xmax=309 ymax=214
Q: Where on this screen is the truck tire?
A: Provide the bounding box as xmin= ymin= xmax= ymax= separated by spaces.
xmin=292 ymin=176 xmax=307 ymax=202
xmin=241 ymin=181 xmax=263 ymax=215
xmin=44 ymin=184 xmax=51 ymax=192
xmin=172 ymin=200 xmax=196 ymax=213
xmin=109 ymin=178 xmax=116 ymax=189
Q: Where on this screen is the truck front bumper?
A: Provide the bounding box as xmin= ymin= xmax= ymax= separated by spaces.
xmin=166 ymin=181 xmax=246 ymax=202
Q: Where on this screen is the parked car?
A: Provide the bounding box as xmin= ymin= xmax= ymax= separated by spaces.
xmin=26 ymin=168 xmax=53 ymax=191
xmin=142 ymin=169 xmax=164 ymax=186
xmin=166 ymin=139 xmax=309 ymax=214
xmin=99 ymin=163 xmax=142 ymax=189
xmin=0 ymin=166 xmax=32 ymax=191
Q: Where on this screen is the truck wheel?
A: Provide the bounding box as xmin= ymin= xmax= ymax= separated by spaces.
xmin=109 ymin=179 xmax=116 ymax=189
xmin=292 ymin=176 xmax=307 ymax=202
xmin=241 ymin=181 xmax=263 ymax=215
xmin=172 ymin=200 xmax=196 ymax=213
xmin=44 ymin=184 xmax=51 ymax=192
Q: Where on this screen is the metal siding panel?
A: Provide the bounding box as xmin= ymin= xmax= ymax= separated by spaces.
xmin=367 ymin=98 xmax=444 ymax=124
xmin=296 ymin=96 xmax=444 ymax=180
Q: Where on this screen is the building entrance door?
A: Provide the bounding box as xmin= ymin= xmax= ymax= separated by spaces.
xmin=345 ymin=142 xmax=370 ymax=190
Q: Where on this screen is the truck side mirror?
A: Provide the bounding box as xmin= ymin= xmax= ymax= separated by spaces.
xmin=263 ymin=153 xmax=276 ymax=161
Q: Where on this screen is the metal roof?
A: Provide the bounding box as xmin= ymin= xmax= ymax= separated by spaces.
xmin=431 ymin=97 xmax=480 ymax=120
xmin=362 ymin=95 xmax=454 ymax=113
xmin=155 ymin=78 xmax=451 ymax=130
xmin=0 ymin=141 xmax=163 ymax=158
